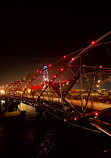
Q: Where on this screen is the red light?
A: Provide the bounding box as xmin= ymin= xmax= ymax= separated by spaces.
xmin=53 ymin=75 xmax=57 ymax=78
xmin=71 ymin=57 xmax=75 ymax=61
xmin=64 ymin=119 xmax=66 ymax=121
xmin=50 ymin=79 xmax=53 ymax=82
xmin=46 ymin=83 xmax=49 ymax=86
xmin=95 ymin=112 xmax=98 ymax=116
xmin=34 ymin=76 xmax=36 ymax=78
xmin=40 ymin=71 xmax=42 ymax=73
xmin=49 ymin=64 xmax=52 ymax=67
xmin=74 ymin=117 xmax=77 ymax=121
xmin=60 ymin=68 xmax=64 ymax=71
xmin=99 ymin=65 xmax=102 ymax=68
xmin=91 ymin=41 xmax=95 ymax=45
xmin=63 ymin=55 xmax=66 ymax=58
xmin=69 ymin=64 xmax=71 ymax=67
xmin=83 ymin=65 xmax=85 ymax=67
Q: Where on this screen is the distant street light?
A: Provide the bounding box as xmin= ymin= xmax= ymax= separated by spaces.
xmin=98 ymin=80 xmax=100 ymax=83
xmin=1 ymin=90 xmax=5 ymax=94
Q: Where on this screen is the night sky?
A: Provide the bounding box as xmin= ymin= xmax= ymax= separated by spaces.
xmin=0 ymin=5 xmax=111 ymax=84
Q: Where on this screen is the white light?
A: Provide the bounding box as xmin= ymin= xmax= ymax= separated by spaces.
xmin=98 ymin=80 xmax=100 ymax=83
xmin=1 ymin=90 xmax=5 ymax=94
xmin=1 ymin=100 xmax=5 ymax=104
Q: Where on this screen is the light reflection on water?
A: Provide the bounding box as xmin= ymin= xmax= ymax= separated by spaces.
xmin=0 ymin=112 xmax=111 ymax=158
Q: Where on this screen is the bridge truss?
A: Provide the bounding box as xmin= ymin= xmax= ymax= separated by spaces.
xmin=0 ymin=31 xmax=111 ymax=135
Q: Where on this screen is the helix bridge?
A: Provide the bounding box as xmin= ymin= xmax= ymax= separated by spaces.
xmin=0 ymin=31 xmax=111 ymax=137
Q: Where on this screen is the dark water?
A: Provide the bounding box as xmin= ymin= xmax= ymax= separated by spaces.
xmin=0 ymin=111 xmax=111 ymax=158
